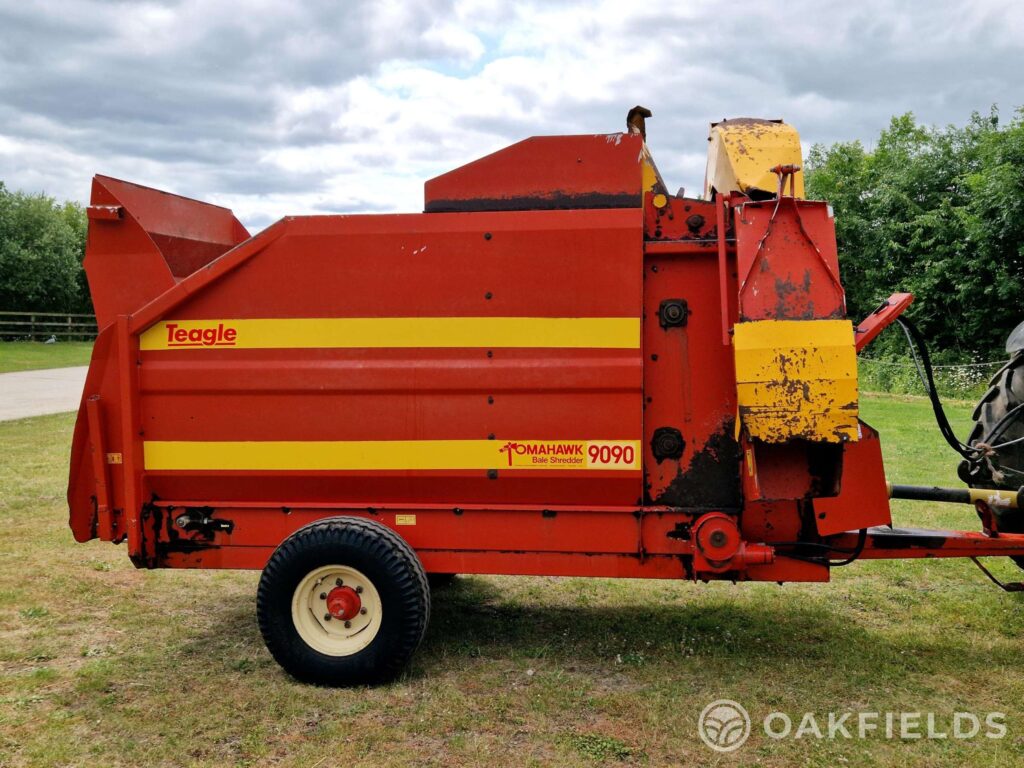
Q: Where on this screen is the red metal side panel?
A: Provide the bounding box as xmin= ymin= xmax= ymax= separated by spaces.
xmin=734 ymin=198 xmax=845 ymax=321
xmin=642 ymin=243 xmax=741 ymax=508
xmin=424 ymin=134 xmax=644 ymax=212
xmin=813 ymin=421 xmax=892 ymax=535
xmin=94 ymin=175 xmax=248 ymax=278
xmin=85 ymin=176 xmax=249 ymax=329
xmin=135 ymin=208 xmax=643 ymax=509
xmin=85 ymin=180 xmax=175 ymax=329
xmin=68 ymin=327 xmax=118 ymax=542
xmin=67 ymin=317 xmax=145 ymax=557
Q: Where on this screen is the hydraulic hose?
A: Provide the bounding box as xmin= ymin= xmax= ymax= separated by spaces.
xmin=896 ymin=317 xmax=975 ymax=459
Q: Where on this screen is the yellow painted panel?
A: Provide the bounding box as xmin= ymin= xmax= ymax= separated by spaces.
xmin=734 ymin=319 xmax=858 ymax=443
xmin=705 ymin=119 xmax=805 ymax=199
xmin=641 ymin=148 xmax=660 ymax=193
xmin=143 ymin=439 xmax=642 ymax=472
xmin=140 ymin=317 xmax=641 ymax=351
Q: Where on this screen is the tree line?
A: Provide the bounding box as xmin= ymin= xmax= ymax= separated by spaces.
xmin=2 ymin=109 xmax=1023 ymax=361
xmin=805 ymin=108 xmax=1024 ymax=362
xmin=0 ymin=182 xmax=89 ymax=314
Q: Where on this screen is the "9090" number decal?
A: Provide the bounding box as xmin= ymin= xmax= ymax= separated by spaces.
xmin=586 ymin=441 xmax=637 ymax=468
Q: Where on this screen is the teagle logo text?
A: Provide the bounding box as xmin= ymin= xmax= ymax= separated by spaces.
xmin=165 ymin=323 xmax=238 ymax=347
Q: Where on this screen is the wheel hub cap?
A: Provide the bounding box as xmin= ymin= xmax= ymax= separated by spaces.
xmin=326 ymin=586 xmax=361 ymax=620
xmin=291 ymin=565 xmax=383 ymax=656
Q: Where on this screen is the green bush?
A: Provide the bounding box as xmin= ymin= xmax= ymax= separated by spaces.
xmin=0 ymin=181 xmax=89 ymax=313
xmin=806 ymin=108 xmax=1024 ymax=363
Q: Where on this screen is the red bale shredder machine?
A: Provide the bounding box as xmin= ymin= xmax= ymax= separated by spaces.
xmin=68 ymin=108 xmax=1024 ymax=684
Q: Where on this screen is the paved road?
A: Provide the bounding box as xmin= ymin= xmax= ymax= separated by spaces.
xmin=0 ymin=366 xmax=88 ymax=422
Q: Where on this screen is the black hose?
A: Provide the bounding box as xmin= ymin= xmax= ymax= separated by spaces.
xmin=895 ymin=319 xmax=1024 ymax=468
xmin=895 ymin=317 xmax=974 ymax=459
xmin=827 ymin=528 xmax=868 ymax=566
xmin=775 ymin=528 xmax=868 ymax=566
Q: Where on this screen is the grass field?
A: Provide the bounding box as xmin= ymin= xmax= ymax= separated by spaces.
xmin=2 ymin=396 xmax=1023 ymax=766
xmin=0 ymin=342 xmax=94 ymax=374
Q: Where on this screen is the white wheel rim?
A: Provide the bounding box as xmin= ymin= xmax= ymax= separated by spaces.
xmin=291 ymin=564 xmax=383 ymax=656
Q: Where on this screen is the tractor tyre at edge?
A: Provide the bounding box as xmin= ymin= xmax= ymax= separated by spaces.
xmin=959 ymin=350 xmax=1024 ymax=568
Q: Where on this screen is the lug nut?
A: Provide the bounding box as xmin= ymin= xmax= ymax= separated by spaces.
xmin=319 ymin=592 xmax=327 ymax=600
xmin=324 ymin=614 xmax=332 ymax=621
xmin=355 ymin=585 xmax=363 ymax=594
xmin=344 ymin=620 xmax=351 ymax=628
xmin=360 ymin=607 xmax=367 ymax=615
xmin=335 ymin=578 xmax=344 ymax=587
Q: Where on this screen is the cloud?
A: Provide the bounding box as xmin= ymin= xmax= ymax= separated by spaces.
xmin=0 ymin=0 xmax=1022 ymax=231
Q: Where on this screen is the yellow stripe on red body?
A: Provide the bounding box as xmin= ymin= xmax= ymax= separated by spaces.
xmin=140 ymin=317 xmax=641 ymax=351
xmin=143 ymin=439 xmax=641 ymax=472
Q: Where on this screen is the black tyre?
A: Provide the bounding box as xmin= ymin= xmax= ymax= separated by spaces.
xmin=257 ymin=517 xmax=430 ymax=686
xmin=959 ymin=352 xmax=1024 ymax=568
xmin=959 ymin=352 xmax=1024 ymax=494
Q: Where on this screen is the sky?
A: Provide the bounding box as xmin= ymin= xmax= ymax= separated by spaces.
xmin=1 ymin=0 xmax=1022 ymax=231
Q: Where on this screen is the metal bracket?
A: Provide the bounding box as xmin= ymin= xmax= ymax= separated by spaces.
xmin=85 ymin=395 xmax=117 ymax=540
xmin=174 ymin=509 xmax=235 ymax=537
xmin=854 ymin=292 xmax=914 ymax=352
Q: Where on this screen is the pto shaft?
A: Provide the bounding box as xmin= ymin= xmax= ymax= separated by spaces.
xmin=887 ymin=483 xmax=1020 ymax=510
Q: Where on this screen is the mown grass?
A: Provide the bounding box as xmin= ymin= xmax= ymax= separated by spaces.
xmin=2 ymin=397 xmax=1024 ymax=766
xmin=0 ymin=342 xmax=94 ymax=373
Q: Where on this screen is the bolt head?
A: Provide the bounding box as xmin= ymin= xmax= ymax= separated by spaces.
xmin=335 ymin=578 xmax=343 ymax=587
xmin=344 ymin=620 xmax=351 ymax=628
xmin=323 ymin=614 xmax=332 ymax=621
xmin=319 ymin=592 xmax=327 ymax=600
xmin=360 ymin=607 xmax=367 ymax=615
xmin=355 ymin=585 xmax=363 ymax=594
